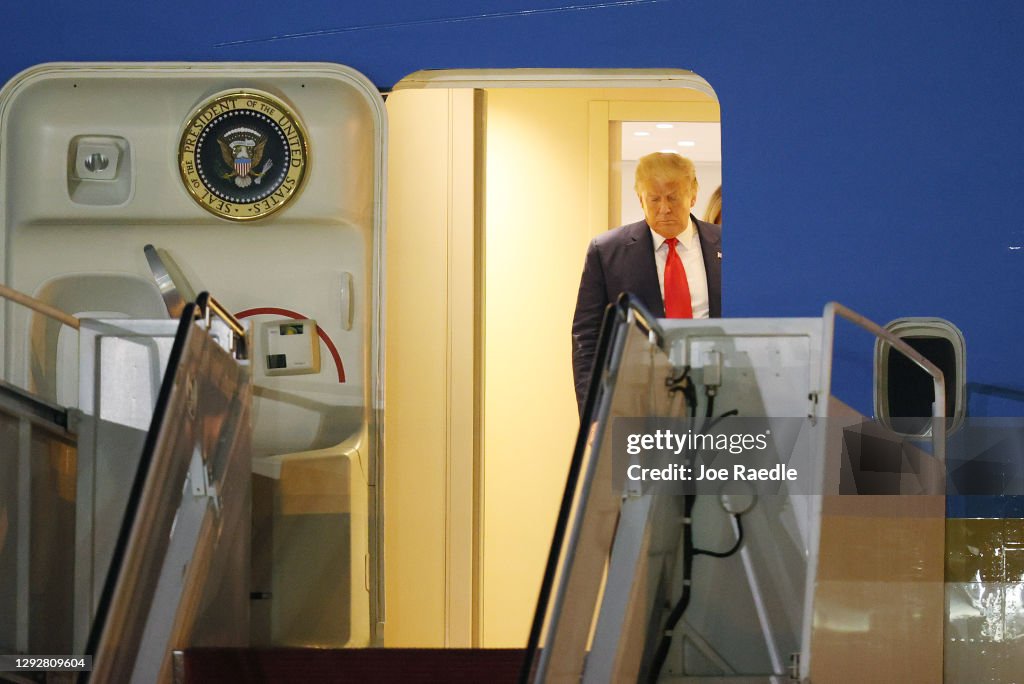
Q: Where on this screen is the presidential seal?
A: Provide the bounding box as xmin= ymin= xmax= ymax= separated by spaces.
xmin=179 ymin=90 xmax=308 ymax=221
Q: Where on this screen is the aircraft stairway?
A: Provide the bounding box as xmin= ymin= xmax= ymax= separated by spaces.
xmin=0 ymin=290 xmax=958 ymax=683
xmin=0 ymin=293 xmax=251 ymax=683
xmin=520 ymin=295 xmax=948 ymax=684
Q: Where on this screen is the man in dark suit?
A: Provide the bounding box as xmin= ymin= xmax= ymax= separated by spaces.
xmin=571 ymin=152 xmax=722 ymax=411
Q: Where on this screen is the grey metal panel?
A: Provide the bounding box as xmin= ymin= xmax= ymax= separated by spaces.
xmin=74 ymin=319 xmax=179 ymax=651
xmin=529 ymin=302 xmax=947 ymax=683
xmin=586 ymin=325 xmax=680 ymax=683
xmin=589 ymin=318 xmax=826 ymax=682
xmin=89 ymin=307 xmax=251 ymax=683
xmin=534 ymin=315 xmax=662 ymax=683
xmin=529 ymin=306 xmax=832 ymax=684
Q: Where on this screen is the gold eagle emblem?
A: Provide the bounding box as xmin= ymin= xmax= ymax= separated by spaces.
xmin=217 ymin=127 xmax=272 ymax=188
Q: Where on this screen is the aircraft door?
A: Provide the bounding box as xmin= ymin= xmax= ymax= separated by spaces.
xmin=0 ymin=62 xmax=385 ymax=648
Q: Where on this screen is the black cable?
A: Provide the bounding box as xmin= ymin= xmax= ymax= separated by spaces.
xmin=694 ymin=513 xmax=744 ymax=558
xmin=647 ymin=403 xmax=744 ymax=682
xmin=665 ymin=365 xmax=691 ymax=392
xmin=665 ymin=365 xmax=697 ymax=418
xmin=704 ymin=386 xmax=716 ymax=419
xmin=647 ymin=492 xmax=696 ymax=684
xmin=703 ymin=408 xmax=738 ymax=432
xmin=647 ymin=505 xmax=745 ymax=681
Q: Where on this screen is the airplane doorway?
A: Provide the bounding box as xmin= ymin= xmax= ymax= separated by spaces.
xmin=385 ymin=70 xmax=721 ymax=648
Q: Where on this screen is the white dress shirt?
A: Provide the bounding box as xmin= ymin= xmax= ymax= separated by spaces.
xmin=650 ymin=218 xmax=710 ymax=319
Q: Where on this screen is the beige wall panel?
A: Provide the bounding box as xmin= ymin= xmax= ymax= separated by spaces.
xmin=444 ymin=89 xmax=479 ymax=647
xmin=483 ymin=88 xmax=592 ymax=646
xmin=384 ymin=88 xmax=456 ymax=646
xmin=481 ymin=86 xmax=720 ymax=647
xmin=609 ymin=99 xmax=720 ymax=122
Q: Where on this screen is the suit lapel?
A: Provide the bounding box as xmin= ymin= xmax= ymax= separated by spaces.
xmin=694 ymin=216 xmax=722 ymax=318
xmin=626 ymin=221 xmax=665 ymax=317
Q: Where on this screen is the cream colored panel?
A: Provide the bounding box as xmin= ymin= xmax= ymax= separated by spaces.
xmin=609 ymin=99 xmax=720 ymax=122
xmin=587 ymin=101 xmax=610 ymax=238
xmin=482 ymin=86 xmax=721 ymax=648
xmin=483 ymin=88 xmax=591 ymax=646
xmin=385 ymin=87 xmax=479 ymax=646
xmin=384 ymin=88 xmax=454 ymax=646
xmin=444 ymin=89 xmax=479 ymax=647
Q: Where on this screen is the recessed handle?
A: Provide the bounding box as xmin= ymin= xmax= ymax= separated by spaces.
xmin=340 ymin=272 xmax=354 ymax=331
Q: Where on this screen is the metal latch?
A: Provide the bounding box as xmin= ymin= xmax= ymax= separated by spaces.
xmin=187 ymin=442 xmax=221 ymax=516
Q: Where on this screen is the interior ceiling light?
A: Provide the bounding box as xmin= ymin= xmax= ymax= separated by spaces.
xmin=633 ymin=131 xmax=651 ymax=137
xmin=677 ymin=140 xmax=696 ymax=147
xmin=656 ymin=123 xmax=674 ymax=129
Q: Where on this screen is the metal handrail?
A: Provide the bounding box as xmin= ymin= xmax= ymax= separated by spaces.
xmin=822 ymin=301 xmax=946 ymax=464
xmin=0 ymin=282 xmax=79 ymax=329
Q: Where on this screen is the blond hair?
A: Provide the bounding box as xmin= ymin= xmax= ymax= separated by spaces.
xmin=703 ymin=185 xmax=721 ymax=225
xmin=634 ymin=152 xmax=698 ymax=194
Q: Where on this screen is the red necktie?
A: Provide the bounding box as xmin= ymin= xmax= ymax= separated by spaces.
xmin=664 ymin=237 xmax=693 ymax=318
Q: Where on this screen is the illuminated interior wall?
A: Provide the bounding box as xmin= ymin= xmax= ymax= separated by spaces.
xmin=482 ymin=88 xmax=588 ymax=646
xmin=482 ymin=86 xmax=719 ymax=646
xmin=385 ymin=87 xmax=478 ymax=646
xmin=386 ymin=80 xmax=719 ymax=648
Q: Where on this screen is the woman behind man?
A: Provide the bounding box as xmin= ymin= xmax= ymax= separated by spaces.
xmin=703 ymin=185 xmax=721 ymax=225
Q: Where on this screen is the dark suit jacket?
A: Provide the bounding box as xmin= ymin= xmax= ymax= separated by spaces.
xmin=571 ymin=216 xmax=722 ymax=410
